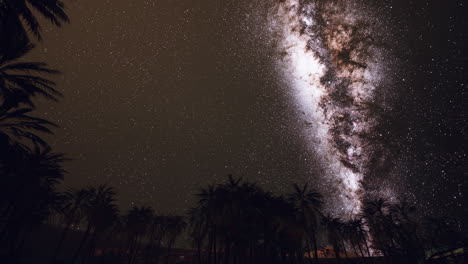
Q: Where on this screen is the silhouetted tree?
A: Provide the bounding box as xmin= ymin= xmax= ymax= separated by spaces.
xmin=361 ymin=198 xmax=394 ymax=256
xmin=51 ymin=188 xmax=93 ymax=261
xmin=287 ymin=183 xmax=323 ymax=263
xmin=124 ymin=206 xmax=154 ymax=264
xmin=322 ymin=214 xmax=343 ymax=261
xmin=71 ymin=185 xmax=117 ymax=263
xmin=0 ymin=146 xmax=66 ymax=254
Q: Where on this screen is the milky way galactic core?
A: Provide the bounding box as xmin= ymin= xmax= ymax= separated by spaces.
xmin=267 ymin=0 xmax=403 ymax=215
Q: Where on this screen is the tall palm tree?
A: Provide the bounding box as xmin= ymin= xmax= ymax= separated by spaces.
xmin=322 ymin=214 xmax=343 ymax=261
xmin=188 ymin=207 xmax=208 ymax=264
xmin=71 ymin=185 xmax=117 ymax=263
xmin=124 ymin=206 xmax=153 ymax=264
xmin=165 ymin=216 xmax=186 ymax=256
xmin=287 ymin=183 xmax=323 ymax=263
xmin=362 ymin=198 xmax=393 ymax=256
xmin=193 ymin=184 xmax=219 ymax=264
xmin=345 ymin=218 xmax=369 ymax=258
xmin=0 ymin=145 xmax=66 ymax=254
xmin=84 ymin=197 xmax=119 ymax=262
xmin=342 ymin=219 xmax=366 ymax=258
xmin=51 ymin=188 xmax=93 ymax=261
xmin=1 ymin=145 xmax=66 ymax=221
xmin=389 ymin=202 xmax=425 ymax=262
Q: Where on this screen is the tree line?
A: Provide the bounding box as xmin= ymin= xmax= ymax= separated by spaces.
xmin=186 ymin=176 xmax=465 ymax=264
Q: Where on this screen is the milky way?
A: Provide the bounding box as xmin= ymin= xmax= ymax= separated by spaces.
xmin=268 ymin=0 xmax=402 ymax=215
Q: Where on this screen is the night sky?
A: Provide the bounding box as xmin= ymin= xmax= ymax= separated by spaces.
xmin=28 ymin=0 xmax=466 ymax=221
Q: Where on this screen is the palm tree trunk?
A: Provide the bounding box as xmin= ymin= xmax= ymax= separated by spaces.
xmin=85 ymin=229 xmax=98 ymax=263
xmin=130 ymin=236 xmax=142 ymax=264
xmin=351 ymin=242 xmax=359 ymax=258
xmin=127 ymin=235 xmax=138 ymax=264
xmin=208 ymin=230 xmax=213 ymax=264
xmin=224 ymin=242 xmax=230 ymax=264
xmin=341 ymin=240 xmax=349 ymax=259
xmin=356 ymin=240 xmax=365 ymax=258
xmin=154 ymin=237 xmax=163 ymax=264
xmin=144 ymin=233 xmax=155 ymax=264
xmin=362 ymin=236 xmax=372 ymax=257
xmin=306 ymin=239 xmax=313 ymax=264
xmin=51 ymin=220 xmax=72 ymax=262
xmin=72 ymin=223 xmax=92 ymax=263
xmin=333 ymin=240 xmax=341 ymax=260
xmin=311 ymin=230 xmax=320 ymax=264
xmin=11 ymin=222 xmax=33 ymax=257
xmin=197 ymin=238 xmax=202 ymax=264
xmin=213 ymin=227 xmax=217 ymax=264
xmin=248 ymin=242 xmax=254 ymax=264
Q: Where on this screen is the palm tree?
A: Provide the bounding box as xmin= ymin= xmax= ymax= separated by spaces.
xmin=389 ymin=202 xmax=425 ymax=262
xmin=1 ymin=145 xmax=66 ymax=221
xmin=193 ymin=184 xmax=218 ymax=264
xmin=342 ymin=219 xmax=366 ymax=258
xmin=165 ymin=216 xmax=186 ymax=258
xmin=189 ymin=207 xmax=208 ymax=264
xmin=344 ymin=218 xmax=369 ymax=258
xmin=287 ymin=183 xmax=323 ymax=263
xmin=71 ymin=185 xmax=117 ymax=263
xmin=123 ymin=206 xmax=153 ymax=264
xmin=84 ymin=197 xmax=119 ymax=262
xmin=322 ymin=214 xmax=343 ymax=261
xmin=51 ymin=188 xmax=93 ymax=261
xmin=0 ymin=145 xmax=66 ymax=255
xmin=362 ymin=198 xmax=397 ymax=256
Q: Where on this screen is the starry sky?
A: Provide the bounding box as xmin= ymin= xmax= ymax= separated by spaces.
xmin=28 ymin=0 xmax=466 ymax=221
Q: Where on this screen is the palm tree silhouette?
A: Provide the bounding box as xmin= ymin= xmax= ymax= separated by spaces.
xmin=71 ymin=185 xmax=117 ymax=263
xmin=124 ymin=206 xmax=154 ymax=264
xmin=343 ymin=218 xmax=369 ymax=258
xmin=389 ymin=202 xmax=425 ymax=262
xmin=188 ymin=206 xmax=208 ymax=264
xmin=362 ymin=198 xmax=394 ymax=256
xmin=52 ymin=188 xmax=93 ymax=261
xmin=0 ymin=145 xmax=66 ymax=254
xmin=165 ymin=215 xmax=187 ymax=259
xmin=189 ymin=175 xmax=327 ymax=264
xmin=287 ymin=183 xmax=323 ymax=263
xmin=322 ymin=214 xmax=344 ymax=261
